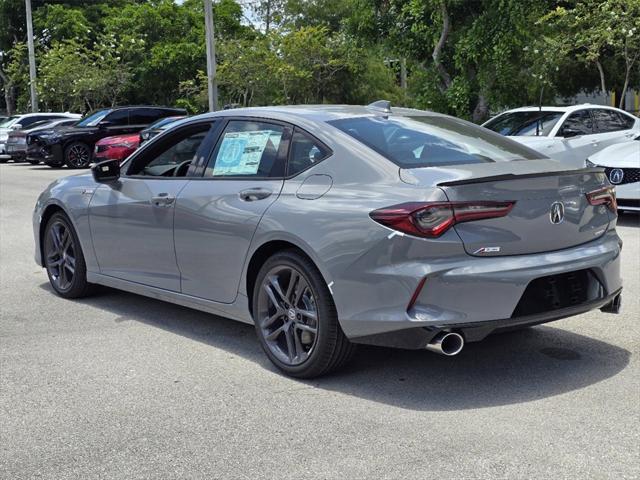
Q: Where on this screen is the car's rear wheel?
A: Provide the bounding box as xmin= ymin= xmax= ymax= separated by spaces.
xmin=64 ymin=142 xmax=92 ymax=168
xmin=43 ymin=213 xmax=94 ymax=298
xmin=253 ymin=250 xmax=356 ymax=378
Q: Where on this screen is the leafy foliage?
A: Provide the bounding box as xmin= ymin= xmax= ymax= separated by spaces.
xmin=0 ymin=0 xmax=638 ymax=119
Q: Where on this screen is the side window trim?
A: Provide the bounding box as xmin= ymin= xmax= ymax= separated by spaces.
xmin=285 ymin=127 xmax=333 ymax=178
xmin=201 ymin=117 xmax=292 ymax=180
xmin=122 ymin=120 xmax=218 ymax=178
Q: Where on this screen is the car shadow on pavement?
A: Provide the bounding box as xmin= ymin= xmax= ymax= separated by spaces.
xmin=43 ymin=283 xmax=631 ymax=412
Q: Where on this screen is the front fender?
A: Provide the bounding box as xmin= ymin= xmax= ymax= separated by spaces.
xmin=33 ymin=173 xmax=99 ymax=271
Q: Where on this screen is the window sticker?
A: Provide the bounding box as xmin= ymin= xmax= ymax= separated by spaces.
xmin=212 ymin=130 xmax=281 ymax=176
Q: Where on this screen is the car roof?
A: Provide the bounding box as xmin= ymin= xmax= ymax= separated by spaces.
xmin=497 ymin=104 xmax=629 ymax=114
xmin=191 ymin=104 xmax=441 ymax=123
xmin=13 ymin=112 xmax=79 ymax=118
xmin=108 ymin=105 xmax=186 ymax=111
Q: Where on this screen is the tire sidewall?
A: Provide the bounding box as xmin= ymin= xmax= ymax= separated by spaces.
xmin=44 ymin=213 xmax=88 ymax=297
xmin=252 ymin=251 xmax=337 ymax=377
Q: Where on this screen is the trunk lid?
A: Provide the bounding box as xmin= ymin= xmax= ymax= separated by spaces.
xmin=400 ymin=160 xmax=613 ymax=256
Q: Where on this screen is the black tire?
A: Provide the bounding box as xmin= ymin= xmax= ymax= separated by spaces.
xmin=43 ymin=212 xmax=94 ymax=298
xmin=28 ymin=160 xmax=40 ymax=165
xmin=0 ymin=159 xmax=8 ymax=163
xmin=64 ymin=141 xmax=92 ymax=168
xmin=252 ymin=250 xmax=356 ymax=378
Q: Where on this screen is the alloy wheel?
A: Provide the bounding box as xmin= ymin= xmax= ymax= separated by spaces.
xmin=45 ymin=221 xmax=76 ymax=291
xmin=67 ymin=144 xmax=90 ymax=167
xmin=257 ymin=266 xmax=319 ymax=366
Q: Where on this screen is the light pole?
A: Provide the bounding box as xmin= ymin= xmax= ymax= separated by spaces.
xmin=25 ymin=0 xmax=38 ymax=112
xmin=204 ymin=0 xmax=218 ymax=111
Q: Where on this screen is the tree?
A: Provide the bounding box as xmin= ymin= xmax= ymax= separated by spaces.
xmin=541 ymin=0 xmax=640 ymax=108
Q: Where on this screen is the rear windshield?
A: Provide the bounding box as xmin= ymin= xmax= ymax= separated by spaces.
xmin=484 ymin=111 xmax=563 ymax=136
xmin=329 ymin=115 xmax=541 ymax=168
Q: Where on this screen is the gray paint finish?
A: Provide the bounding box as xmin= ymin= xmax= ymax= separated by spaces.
xmin=33 ymin=105 xmax=623 ymax=348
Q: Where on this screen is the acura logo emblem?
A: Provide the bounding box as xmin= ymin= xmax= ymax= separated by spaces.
xmin=550 ymin=202 xmax=564 ymax=224
xmin=609 ymin=168 xmax=624 ymax=185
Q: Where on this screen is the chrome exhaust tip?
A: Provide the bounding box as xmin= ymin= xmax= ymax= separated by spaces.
xmin=426 ymin=331 xmax=464 ymax=356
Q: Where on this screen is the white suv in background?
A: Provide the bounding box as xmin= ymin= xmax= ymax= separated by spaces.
xmin=483 ymin=105 xmax=639 ymax=167
xmin=0 ymin=113 xmax=80 ymax=161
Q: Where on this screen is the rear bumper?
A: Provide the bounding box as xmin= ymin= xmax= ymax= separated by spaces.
xmin=6 ymin=145 xmax=26 ymax=161
xmin=340 ymin=230 xmax=622 ymax=344
xmin=352 ymin=289 xmax=623 ymax=348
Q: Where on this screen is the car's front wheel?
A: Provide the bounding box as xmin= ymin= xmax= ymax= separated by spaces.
xmin=253 ymin=250 xmax=356 ymax=378
xmin=64 ymin=142 xmax=92 ymax=168
xmin=43 ymin=213 xmax=94 ymax=298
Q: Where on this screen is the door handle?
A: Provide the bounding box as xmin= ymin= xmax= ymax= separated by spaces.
xmin=239 ymin=188 xmax=272 ymax=202
xmin=151 ymin=193 xmax=175 ymax=207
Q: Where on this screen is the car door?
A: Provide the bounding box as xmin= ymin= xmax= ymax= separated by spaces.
xmin=88 ymin=120 xmax=218 ymax=291
xmin=552 ymin=109 xmax=600 ymax=167
xmin=592 ymin=109 xmax=638 ymax=150
xmin=174 ymin=118 xmax=291 ymax=303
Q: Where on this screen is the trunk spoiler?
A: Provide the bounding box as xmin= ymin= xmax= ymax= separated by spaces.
xmin=437 ymin=167 xmax=605 ymax=187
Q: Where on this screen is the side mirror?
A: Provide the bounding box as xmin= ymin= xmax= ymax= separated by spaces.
xmin=97 ymin=120 xmax=111 ymax=129
xmin=561 ymin=127 xmax=581 ymax=138
xmin=10 ymin=124 xmax=21 ymax=130
xmin=91 ymin=159 xmax=120 ymax=183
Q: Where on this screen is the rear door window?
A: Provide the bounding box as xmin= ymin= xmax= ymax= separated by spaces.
xmin=329 ymin=115 xmax=541 ymax=168
xmin=104 ymin=110 xmax=129 ymax=126
xmin=559 ymin=110 xmax=594 ymax=136
xmin=129 ymin=108 xmax=164 ymax=126
xmin=204 ymin=120 xmax=289 ymax=178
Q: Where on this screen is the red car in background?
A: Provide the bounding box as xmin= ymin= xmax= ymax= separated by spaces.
xmin=93 ymin=133 xmax=140 ymax=163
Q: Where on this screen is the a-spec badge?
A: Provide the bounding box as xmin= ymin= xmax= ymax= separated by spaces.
xmin=474 ymin=246 xmax=501 ymax=254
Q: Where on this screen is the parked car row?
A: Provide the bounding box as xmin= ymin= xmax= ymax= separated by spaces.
xmin=0 ymin=112 xmax=81 ymax=161
xmin=0 ymin=106 xmax=186 ymax=168
xmin=484 ymin=104 xmax=640 ymax=212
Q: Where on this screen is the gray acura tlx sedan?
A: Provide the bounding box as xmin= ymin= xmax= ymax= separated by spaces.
xmin=33 ymin=103 xmax=623 ymax=377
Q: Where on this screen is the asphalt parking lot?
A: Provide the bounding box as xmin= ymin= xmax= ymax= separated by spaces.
xmin=1 ymin=163 xmax=638 ymax=479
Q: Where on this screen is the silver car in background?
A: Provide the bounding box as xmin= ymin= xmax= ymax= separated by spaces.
xmin=33 ymin=103 xmax=622 ymax=377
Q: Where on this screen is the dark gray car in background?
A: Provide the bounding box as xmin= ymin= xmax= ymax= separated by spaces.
xmin=33 ymin=103 xmax=622 ymax=377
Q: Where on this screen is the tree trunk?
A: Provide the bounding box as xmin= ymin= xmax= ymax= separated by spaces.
xmin=0 ymin=67 xmax=16 ymax=115
xmin=472 ymin=93 xmax=489 ymax=123
xmin=432 ymin=1 xmax=452 ymax=92
xmin=595 ymin=59 xmax=607 ymax=102
xmin=619 ymin=47 xmax=639 ymax=110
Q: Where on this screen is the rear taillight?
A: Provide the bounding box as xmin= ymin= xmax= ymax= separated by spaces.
xmin=586 ymin=186 xmax=617 ymax=212
xmin=370 ymin=201 xmax=515 ymax=238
